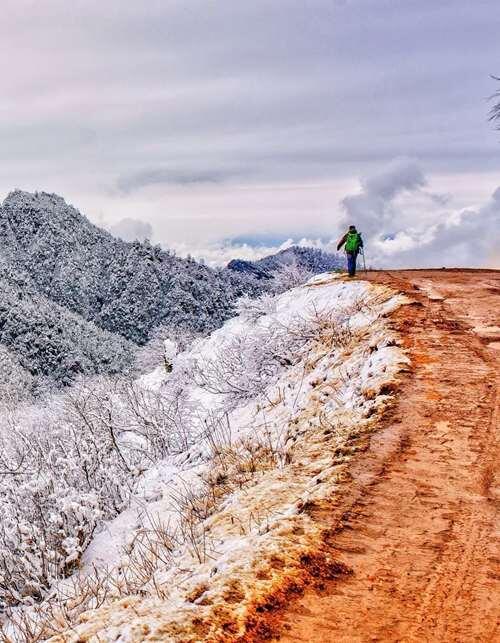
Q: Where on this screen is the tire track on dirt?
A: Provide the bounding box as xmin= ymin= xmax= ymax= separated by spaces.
xmin=253 ymin=270 xmax=499 ymax=643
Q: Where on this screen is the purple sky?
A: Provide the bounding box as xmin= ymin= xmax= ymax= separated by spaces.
xmin=1 ymin=0 xmax=499 ymax=266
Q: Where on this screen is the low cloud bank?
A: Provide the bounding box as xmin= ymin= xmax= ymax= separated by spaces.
xmin=168 ymin=160 xmax=499 ymax=269
xmin=340 ymin=159 xmax=499 ymax=268
xmin=169 ymin=238 xmax=293 ymax=267
xmin=107 ymin=159 xmax=499 ymax=270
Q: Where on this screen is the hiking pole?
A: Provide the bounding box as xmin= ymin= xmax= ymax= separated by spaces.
xmin=361 ymin=248 xmax=367 ymax=274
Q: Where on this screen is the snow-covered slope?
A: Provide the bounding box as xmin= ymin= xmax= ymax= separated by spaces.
xmin=10 ymin=274 xmax=409 ymax=641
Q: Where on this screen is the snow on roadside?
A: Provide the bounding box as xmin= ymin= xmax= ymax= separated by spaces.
xmin=45 ymin=274 xmax=410 ymax=642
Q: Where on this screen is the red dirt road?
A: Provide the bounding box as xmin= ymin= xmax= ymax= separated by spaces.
xmin=270 ymin=270 xmax=500 ymax=643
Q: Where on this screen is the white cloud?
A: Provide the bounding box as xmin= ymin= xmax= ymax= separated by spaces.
xmin=339 ymin=160 xmax=500 ymax=268
xmin=0 ymin=2 xmax=497 ymax=269
xmin=168 ymin=238 xmax=296 ymax=267
xmin=109 ymin=218 xmax=153 ymax=242
xmin=341 ymin=158 xmax=429 ymax=236
xmin=102 ymin=162 xmax=499 ymax=271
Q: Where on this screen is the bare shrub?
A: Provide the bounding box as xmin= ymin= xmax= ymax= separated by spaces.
xmin=133 ymin=325 xmax=201 ymax=375
xmin=118 ymin=380 xmax=193 ymax=460
xmin=235 ymin=294 xmax=277 ymax=324
xmin=0 ymin=373 xmax=196 ymax=610
xmin=270 ymin=261 xmax=314 ymax=294
xmin=191 ymin=324 xmax=303 ymax=405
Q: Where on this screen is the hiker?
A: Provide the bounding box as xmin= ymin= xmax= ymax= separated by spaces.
xmin=337 ymin=225 xmax=363 ymax=277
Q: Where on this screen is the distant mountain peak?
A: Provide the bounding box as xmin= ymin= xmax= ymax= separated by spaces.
xmin=3 ymin=189 xmax=74 ymax=211
xmin=0 ymin=189 xmax=114 ymax=253
xmin=227 ymin=244 xmax=343 ymax=277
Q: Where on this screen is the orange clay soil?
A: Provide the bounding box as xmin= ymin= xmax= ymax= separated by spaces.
xmin=242 ymin=269 xmax=500 ymax=643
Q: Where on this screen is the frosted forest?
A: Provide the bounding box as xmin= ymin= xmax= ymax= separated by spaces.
xmin=0 ymin=191 xmax=361 ymax=640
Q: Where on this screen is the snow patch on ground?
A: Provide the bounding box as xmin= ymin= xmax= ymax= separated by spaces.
xmin=34 ymin=274 xmax=409 ymax=642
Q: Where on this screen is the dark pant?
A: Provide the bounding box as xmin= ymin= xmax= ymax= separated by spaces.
xmin=347 ymin=252 xmax=358 ymax=276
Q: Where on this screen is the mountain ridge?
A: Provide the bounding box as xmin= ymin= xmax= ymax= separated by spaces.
xmin=227 ymin=245 xmax=343 ymax=279
xmin=0 ymin=190 xmax=343 ymax=387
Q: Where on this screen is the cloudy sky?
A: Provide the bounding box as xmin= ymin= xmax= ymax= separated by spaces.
xmin=1 ymin=0 xmax=499 ymax=267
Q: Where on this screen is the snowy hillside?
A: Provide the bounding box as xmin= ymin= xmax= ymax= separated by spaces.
xmin=1 ymin=275 xmax=409 ymax=641
xmin=0 ymin=190 xmax=253 ymax=348
xmin=0 ymin=190 xmax=342 ymax=389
